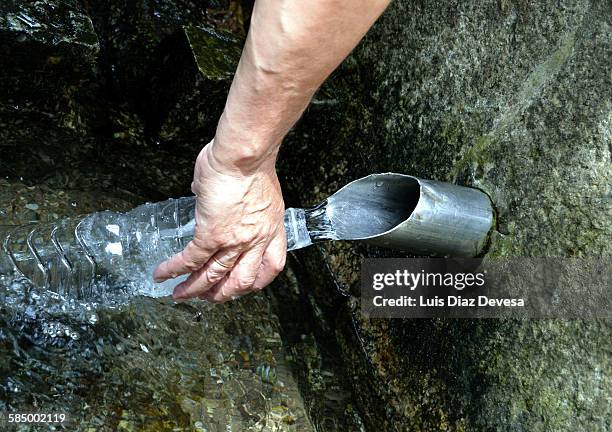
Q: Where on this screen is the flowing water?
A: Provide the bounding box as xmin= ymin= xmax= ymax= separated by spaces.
xmin=1 ymin=178 xmax=416 ymax=306
xmin=0 ymin=145 xmax=418 ymax=431
xmin=0 ymin=174 xmax=314 ymax=431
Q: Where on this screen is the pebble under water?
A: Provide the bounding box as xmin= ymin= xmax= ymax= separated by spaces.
xmin=0 ymin=181 xmax=312 ymax=431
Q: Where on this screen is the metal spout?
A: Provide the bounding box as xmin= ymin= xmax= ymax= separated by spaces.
xmin=324 ymin=173 xmax=493 ymax=257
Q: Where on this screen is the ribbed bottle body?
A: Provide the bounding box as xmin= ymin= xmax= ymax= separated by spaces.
xmin=76 ymin=196 xmax=197 ymax=297
xmin=0 ymin=197 xmax=198 ymax=299
xmin=0 ymin=196 xmax=319 ymax=301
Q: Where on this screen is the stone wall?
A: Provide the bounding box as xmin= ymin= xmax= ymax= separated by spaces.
xmin=274 ymin=0 xmax=611 ymax=430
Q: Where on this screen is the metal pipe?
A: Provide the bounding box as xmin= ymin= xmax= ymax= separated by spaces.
xmin=323 ymin=173 xmax=493 ymax=257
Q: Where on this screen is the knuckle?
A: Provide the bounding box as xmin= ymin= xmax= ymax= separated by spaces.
xmin=191 ymin=235 xmax=212 ymax=251
xmin=208 ymin=265 xmax=228 ymax=278
xmin=206 ymin=270 xmax=225 ymax=284
xmin=236 ymin=275 xmax=256 ymax=291
xmin=272 ymin=256 xmax=286 ymax=274
xmin=183 ymin=257 xmax=201 ymax=272
xmin=185 ymin=263 xmax=200 ymax=273
xmin=236 ymin=231 xmax=257 ymax=246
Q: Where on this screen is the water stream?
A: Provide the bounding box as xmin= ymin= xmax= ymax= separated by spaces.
xmin=0 ymin=181 xmax=314 ymax=431
xmin=0 ymin=171 xmax=418 ymax=430
xmin=1 ymin=177 xmax=419 ymax=306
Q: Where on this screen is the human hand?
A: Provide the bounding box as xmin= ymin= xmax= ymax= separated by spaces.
xmin=153 ymin=140 xmax=286 ymax=302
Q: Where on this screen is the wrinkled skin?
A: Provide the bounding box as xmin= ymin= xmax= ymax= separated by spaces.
xmin=154 ymin=141 xmax=286 ymax=302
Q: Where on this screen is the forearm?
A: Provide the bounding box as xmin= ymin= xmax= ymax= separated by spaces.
xmin=159 ymin=1 xmax=390 ymax=299
xmin=211 ymin=0 xmax=390 ymax=174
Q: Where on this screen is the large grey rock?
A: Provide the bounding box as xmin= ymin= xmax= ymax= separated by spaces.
xmin=274 ymin=0 xmax=611 ymax=430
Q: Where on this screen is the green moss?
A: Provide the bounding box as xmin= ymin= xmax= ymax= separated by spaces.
xmin=451 ymin=31 xmax=576 ymax=183
xmin=185 ymin=25 xmax=242 ymax=80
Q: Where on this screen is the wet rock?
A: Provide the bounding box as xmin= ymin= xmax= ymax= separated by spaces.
xmin=146 ymin=25 xmax=241 ymax=146
xmin=275 ymin=0 xmax=611 ymax=430
xmin=83 ymin=0 xmax=231 ymax=108
xmin=0 ymin=178 xmax=136 ymax=225
xmin=0 ymin=94 xmax=195 ymax=200
xmin=0 ymin=0 xmax=99 ymax=135
xmin=268 ymin=267 xmax=367 ymax=431
xmin=0 ymin=0 xmax=99 ymax=87
xmin=1 ymin=2 xmax=241 ymax=196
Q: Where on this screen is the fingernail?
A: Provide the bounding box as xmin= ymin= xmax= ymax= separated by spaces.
xmin=173 ymin=285 xmax=186 ymax=300
xmin=153 ymin=267 xmax=167 ymax=282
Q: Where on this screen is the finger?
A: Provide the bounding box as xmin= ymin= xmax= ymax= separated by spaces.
xmin=203 ymin=245 xmax=266 ymax=303
xmin=252 ymin=231 xmax=287 ymax=291
xmin=204 ymin=232 xmax=286 ymax=303
xmin=172 ymin=250 xmax=240 ymax=299
xmin=153 ymin=239 xmax=216 ymax=282
xmin=198 ymin=280 xmax=231 ymax=304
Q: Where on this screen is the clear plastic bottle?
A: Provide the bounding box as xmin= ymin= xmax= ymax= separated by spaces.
xmin=0 ymin=197 xmax=321 ymax=300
